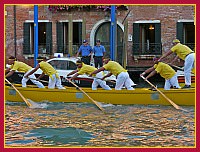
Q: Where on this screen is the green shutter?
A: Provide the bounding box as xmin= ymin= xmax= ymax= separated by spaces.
xmin=132 ymin=23 xmax=140 ymax=55
xmin=56 ymin=22 xmax=64 ymax=53
xmin=78 ymin=22 xmax=82 ymax=44
xmin=122 ymin=20 xmax=128 ymax=68
xmin=46 ymin=22 xmax=52 ymax=54
xmin=177 ymin=22 xmax=184 ymax=43
xmin=155 ymin=23 xmax=161 ymax=55
xmin=82 ymin=18 xmax=86 ymax=41
xmin=23 ymin=23 xmax=31 ymax=54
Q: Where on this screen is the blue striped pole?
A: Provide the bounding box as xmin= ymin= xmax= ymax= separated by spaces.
xmin=110 ymin=5 xmax=116 ymax=61
xmin=34 ymin=5 xmax=38 ymax=67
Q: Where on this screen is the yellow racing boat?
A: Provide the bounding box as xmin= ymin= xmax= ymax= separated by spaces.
xmin=5 ymin=84 xmax=195 ymax=106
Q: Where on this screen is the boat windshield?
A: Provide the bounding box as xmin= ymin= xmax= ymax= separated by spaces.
xmin=48 ymin=60 xmax=77 ymax=70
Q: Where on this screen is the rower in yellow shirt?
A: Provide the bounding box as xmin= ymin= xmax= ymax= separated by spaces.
xmin=158 ymin=39 xmax=195 ymax=89
xmin=89 ymin=57 xmax=135 ymax=90
xmin=140 ymin=56 xmax=181 ymax=90
xmin=67 ymin=60 xmax=111 ymax=90
xmin=25 ymin=57 xmax=65 ymax=89
xmin=5 ymin=56 xmax=45 ymax=88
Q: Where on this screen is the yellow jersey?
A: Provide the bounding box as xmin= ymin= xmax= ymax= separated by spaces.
xmin=77 ymin=63 xmax=97 ymax=76
xmin=10 ymin=61 xmax=32 ymax=73
xmin=39 ymin=61 xmax=58 ymax=79
xmin=154 ymin=62 xmax=176 ymax=80
xmin=103 ymin=61 xmax=127 ymax=76
xmin=171 ymin=43 xmax=193 ymax=60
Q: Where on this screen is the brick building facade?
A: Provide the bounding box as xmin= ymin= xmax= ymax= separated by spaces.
xmin=5 ymin=5 xmax=195 ymax=72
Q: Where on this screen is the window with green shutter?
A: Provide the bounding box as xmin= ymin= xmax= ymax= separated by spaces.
xmin=23 ymin=22 xmax=52 ymax=55
xmin=56 ymin=22 xmax=64 ymax=53
xmin=132 ymin=23 xmax=162 ymax=56
xmin=56 ymin=22 xmax=83 ymax=55
xmin=23 ymin=23 xmax=31 ymax=54
xmin=46 ymin=22 xmax=52 ymax=54
xmin=177 ymin=22 xmax=195 ymax=51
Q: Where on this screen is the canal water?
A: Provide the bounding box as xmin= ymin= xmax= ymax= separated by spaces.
xmin=5 ymin=101 xmax=195 ymax=147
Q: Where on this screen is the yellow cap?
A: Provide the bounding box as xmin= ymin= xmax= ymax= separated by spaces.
xmin=76 ymin=62 xmax=82 ymax=65
xmin=173 ymin=39 xmax=180 ymax=43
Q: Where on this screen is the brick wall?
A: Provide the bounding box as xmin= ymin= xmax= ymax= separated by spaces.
xmin=5 ymin=5 xmax=194 ymax=68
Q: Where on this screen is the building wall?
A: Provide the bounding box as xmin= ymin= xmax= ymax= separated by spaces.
xmin=5 ymin=5 xmax=195 ymax=68
xmin=126 ymin=5 xmax=194 ymax=68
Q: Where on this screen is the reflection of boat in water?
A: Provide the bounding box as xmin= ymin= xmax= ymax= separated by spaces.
xmin=5 ymin=84 xmax=195 ymax=106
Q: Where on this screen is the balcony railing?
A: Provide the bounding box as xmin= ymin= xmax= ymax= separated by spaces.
xmin=132 ymin=43 xmax=162 ymax=55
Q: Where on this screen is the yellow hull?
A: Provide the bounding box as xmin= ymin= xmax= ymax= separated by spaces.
xmin=5 ymin=85 xmax=195 ymax=106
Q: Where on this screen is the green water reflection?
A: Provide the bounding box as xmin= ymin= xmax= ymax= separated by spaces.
xmin=5 ymin=101 xmax=195 ymax=147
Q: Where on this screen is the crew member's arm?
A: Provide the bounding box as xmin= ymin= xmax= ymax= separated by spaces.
xmin=89 ymin=67 xmax=105 ymax=77
xmin=170 ymin=55 xmax=179 ymax=65
xmin=101 ymin=72 xmax=113 ymax=80
xmin=146 ymin=70 xmax=157 ymax=80
xmin=140 ymin=67 xmax=154 ymax=77
xmin=68 ymin=73 xmax=79 ymax=81
xmin=158 ymin=50 xmax=173 ymax=61
xmin=5 ymin=70 xmax=15 ymax=78
xmin=67 ymin=70 xmax=78 ymax=77
xmin=24 ymin=64 xmax=40 ymax=78
xmin=37 ymin=72 xmax=45 ymax=80
xmin=5 ymin=68 xmax=11 ymax=74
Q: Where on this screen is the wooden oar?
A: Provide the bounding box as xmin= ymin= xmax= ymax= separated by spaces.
xmin=140 ymin=76 xmax=186 ymax=111
xmin=5 ymin=78 xmax=32 ymax=107
xmin=170 ymin=64 xmax=184 ymax=71
xmin=162 ymin=62 xmax=184 ymax=71
xmin=164 ymin=62 xmax=195 ymax=74
xmin=29 ymin=78 xmax=49 ymax=83
xmin=66 ymin=78 xmax=104 ymax=112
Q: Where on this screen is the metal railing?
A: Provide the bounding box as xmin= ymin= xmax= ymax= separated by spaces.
xmin=132 ymin=43 xmax=162 ymax=55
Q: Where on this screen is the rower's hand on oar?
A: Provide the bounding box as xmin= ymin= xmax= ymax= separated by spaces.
xmin=101 ymin=76 xmax=105 ymax=80
xmin=140 ymin=72 xmax=146 ymax=77
xmin=67 ymin=77 xmax=72 ymax=82
xmin=168 ymin=62 xmax=172 ymax=66
xmin=140 ymin=75 xmax=147 ymax=81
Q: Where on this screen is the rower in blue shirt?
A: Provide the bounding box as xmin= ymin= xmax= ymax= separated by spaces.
xmin=92 ymin=39 xmax=106 ymax=68
xmin=76 ymin=39 xmax=92 ymax=65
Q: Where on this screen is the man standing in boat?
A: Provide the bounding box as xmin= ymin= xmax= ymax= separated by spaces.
xmin=5 ymin=56 xmax=45 ymax=88
xmin=25 ymin=57 xmax=65 ymax=89
xmin=140 ymin=56 xmax=181 ymax=90
xmin=67 ymin=60 xmax=112 ymax=90
xmin=76 ymin=39 xmax=93 ymax=65
xmin=89 ymin=57 xmax=135 ymax=90
xmin=158 ymin=39 xmax=195 ymax=89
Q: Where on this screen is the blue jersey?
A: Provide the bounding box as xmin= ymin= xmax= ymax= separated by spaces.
xmin=92 ymin=45 xmax=106 ymax=57
xmin=78 ymin=45 xmax=92 ymax=56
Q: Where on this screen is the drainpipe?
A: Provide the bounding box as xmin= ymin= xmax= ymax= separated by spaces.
xmin=14 ymin=5 xmax=17 ymax=57
xmin=110 ymin=5 xmax=116 ymax=61
xmin=34 ymin=5 xmax=38 ymax=67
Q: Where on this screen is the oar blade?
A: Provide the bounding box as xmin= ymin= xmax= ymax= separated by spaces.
xmin=27 ymin=99 xmax=48 ymax=109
